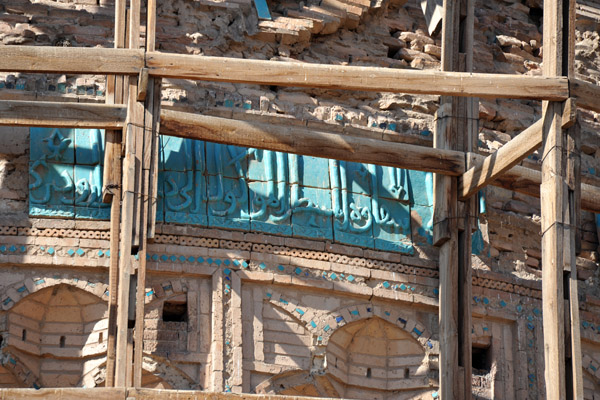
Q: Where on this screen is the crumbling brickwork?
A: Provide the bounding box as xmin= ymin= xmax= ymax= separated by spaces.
xmin=0 ymin=0 xmax=599 ymax=399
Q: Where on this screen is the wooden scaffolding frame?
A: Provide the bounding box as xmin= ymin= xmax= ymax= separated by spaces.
xmin=0 ymin=0 xmax=599 ymax=398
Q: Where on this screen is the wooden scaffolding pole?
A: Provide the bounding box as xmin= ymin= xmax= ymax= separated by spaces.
xmin=104 ymin=0 xmax=127 ymax=387
xmin=458 ymin=1 xmax=476 ymax=398
xmin=541 ymin=0 xmax=583 ymax=398
xmin=564 ymin=0 xmax=584 ymax=397
xmin=133 ymin=0 xmax=162 ymax=386
xmin=435 ymin=0 xmax=475 ymax=398
xmin=0 ymin=46 xmax=571 ymax=101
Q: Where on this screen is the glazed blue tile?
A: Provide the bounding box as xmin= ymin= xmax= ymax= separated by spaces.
xmin=164 ymin=170 xmax=207 ymax=226
xmin=74 ymin=164 xmax=110 ymax=219
xmin=295 ymin=155 xmax=330 ymax=189
xmin=154 ymin=170 xmax=165 ymax=223
xmin=411 ymin=204 xmax=433 ymax=245
xmin=372 ymin=197 xmax=411 ymax=252
xmin=472 ymin=228 xmax=485 ymax=255
xmin=247 ymin=150 xmax=288 ymax=183
xmin=406 ymin=170 xmax=433 ymax=206
xmin=29 ymin=162 xmax=75 ymax=218
xmin=249 ymin=181 xmax=291 ymax=235
xmin=334 ymin=192 xmax=374 ymax=249
xmin=340 ymin=161 xmax=371 ymax=195
xmin=205 ymin=142 xmax=249 ymax=179
xmin=253 ymin=0 xmax=272 ymax=20
xmin=162 ymin=136 xmax=195 ymax=171
xmin=30 ymin=128 xmax=75 ymax=164
xmin=74 ymin=129 xmax=104 ymax=165
xmin=207 ymin=176 xmax=250 ymax=231
xmin=376 ymin=165 xmax=410 ymax=202
xmin=291 ymin=186 xmax=333 ymax=240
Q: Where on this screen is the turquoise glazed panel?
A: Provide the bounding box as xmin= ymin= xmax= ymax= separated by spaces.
xmin=248 ymin=149 xmax=288 ymax=183
xmin=205 ymin=142 xmax=249 ymax=179
xmin=75 ymin=129 xmax=104 ymax=165
xmin=333 ymin=192 xmax=374 ymax=249
xmin=164 ymin=170 xmax=207 ymax=226
xmin=30 ymin=128 xmax=75 ymax=164
xmin=340 ymin=161 xmax=371 ymax=195
xmin=74 ymin=164 xmax=110 ymax=219
xmin=375 ymin=164 xmax=411 ymax=202
xmin=291 ymin=186 xmax=333 ymax=240
xmin=30 ymin=129 xmax=485 ymax=254
xmin=29 ymin=161 xmax=74 ymax=217
xmin=249 ymin=181 xmax=292 ymax=235
xmin=295 ymin=155 xmax=330 ymax=189
xmin=207 ymin=176 xmax=250 ymax=230
xmin=407 ymin=170 xmax=433 ymax=206
xmin=372 ymin=197 xmax=412 ymax=253
xmin=411 ymin=204 xmax=433 ymax=245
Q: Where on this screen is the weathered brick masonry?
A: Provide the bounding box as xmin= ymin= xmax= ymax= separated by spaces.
xmin=0 ymin=0 xmax=600 ymax=399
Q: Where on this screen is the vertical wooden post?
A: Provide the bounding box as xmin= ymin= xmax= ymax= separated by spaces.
xmin=104 ymin=134 xmax=121 ymax=387
xmin=457 ymin=1 xmax=476 ymax=397
xmin=435 ymin=1 xmax=459 ymax=398
xmin=104 ymin=0 xmax=127 ymax=387
xmin=146 ymin=0 xmax=161 ymax=240
xmin=540 ymin=0 xmax=575 ymax=399
xmin=435 ymin=0 xmax=474 ymax=398
xmin=564 ymin=0 xmax=583 ymax=397
xmin=133 ymin=0 xmax=161 ymax=386
xmin=114 ymin=111 xmax=137 ymax=387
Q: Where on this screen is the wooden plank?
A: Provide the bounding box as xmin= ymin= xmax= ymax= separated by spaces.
xmin=133 ymin=80 xmax=157 ymax=390
xmin=436 ymin=0 xmax=460 ymax=399
xmin=145 ymin=0 xmax=160 ymax=240
xmin=565 ymin=1 xmax=583 ymax=396
xmin=0 ymin=100 xmax=126 ymax=128
xmin=114 ymin=78 xmax=139 ymax=386
xmin=571 ymin=78 xmax=600 ymax=113
xmin=566 ymin=153 xmax=584 ymax=400
xmin=147 ymin=79 xmax=162 ymax=240
xmin=114 ymin=149 xmax=135 ymax=388
xmin=104 ymin=132 xmax=121 ymax=387
xmin=128 ymin=82 xmax=145 ymax=250
xmin=104 ymin=0 xmax=127 ymax=386
xmin=541 ymin=0 xmax=566 ymax=397
xmin=483 ymin=158 xmax=600 ymax=214
xmin=146 ymin=0 xmax=158 ymax=52
xmin=129 ymin=0 xmax=141 ymax=50
xmin=136 ymin=68 xmax=149 ymax=101
xmin=459 ymin=119 xmax=544 ymax=199
xmin=460 ymin=98 xmax=576 ymax=200
xmin=145 ymin=52 xmax=569 ymax=100
xmin=160 ymin=109 xmax=465 ymax=176
xmin=0 ymin=46 xmax=143 ymax=75
xmin=115 ymin=0 xmax=126 ymax=49
xmin=457 ymin=1 xmax=475 ymax=398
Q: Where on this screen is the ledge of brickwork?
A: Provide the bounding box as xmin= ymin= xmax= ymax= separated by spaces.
xmin=0 ymin=388 xmax=342 ymax=399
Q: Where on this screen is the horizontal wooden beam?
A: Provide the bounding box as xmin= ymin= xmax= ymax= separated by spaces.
xmin=471 ymin=155 xmax=600 ymax=214
xmin=147 ymin=52 xmax=569 ymax=100
xmin=0 ymin=46 xmax=571 ymax=100
xmin=459 ymin=119 xmax=544 ymax=200
xmin=160 ymin=109 xmax=600 ymax=213
xmin=0 ymin=46 xmax=143 ymax=75
xmin=160 ymin=109 xmax=465 ymax=175
xmin=0 ymin=100 xmax=126 ymax=128
xmin=459 ymin=99 xmax=577 ymax=200
xmin=571 ymin=78 xmax=600 ymax=113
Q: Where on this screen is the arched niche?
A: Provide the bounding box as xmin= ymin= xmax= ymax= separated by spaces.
xmin=326 ymin=317 xmax=434 ymax=394
xmin=3 ymin=284 xmax=107 ymax=387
